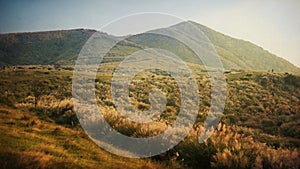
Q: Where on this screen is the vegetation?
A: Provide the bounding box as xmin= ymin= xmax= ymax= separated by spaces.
xmin=0 ymin=21 xmax=299 ymax=168
xmin=0 ymin=65 xmax=299 ymax=168
xmin=0 ymin=66 xmax=179 ymax=169
xmin=1 ymin=22 xmax=300 ymax=74
xmin=0 ymin=29 xmax=95 ymax=65
xmin=191 ymin=21 xmax=300 ymax=74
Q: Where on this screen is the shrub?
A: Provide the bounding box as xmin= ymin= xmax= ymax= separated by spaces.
xmin=171 ymin=123 xmax=300 ymax=169
xmin=280 ymin=122 xmax=300 ymax=139
xmin=0 ymin=96 xmax=15 ymax=107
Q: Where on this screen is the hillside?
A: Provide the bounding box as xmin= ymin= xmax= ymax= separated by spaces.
xmin=0 ymin=29 xmax=96 ymax=65
xmin=0 ymin=65 xmax=299 ymax=168
xmin=0 ymin=22 xmax=299 ymax=74
xmin=190 ymin=21 xmax=300 ymax=74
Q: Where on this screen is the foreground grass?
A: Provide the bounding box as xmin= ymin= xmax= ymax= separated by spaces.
xmin=0 ymin=106 xmax=179 ymax=169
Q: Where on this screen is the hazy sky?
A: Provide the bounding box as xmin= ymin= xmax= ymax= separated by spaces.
xmin=0 ymin=0 xmax=299 ymax=67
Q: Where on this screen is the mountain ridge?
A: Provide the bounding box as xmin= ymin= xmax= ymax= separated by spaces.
xmin=0 ymin=21 xmax=299 ymax=74
xmin=189 ymin=21 xmax=300 ymax=73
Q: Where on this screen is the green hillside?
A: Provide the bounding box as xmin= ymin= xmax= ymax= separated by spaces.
xmin=190 ymin=21 xmax=300 ymax=74
xmin=0 ymin=29 xmax=96 ymax=65
xmin=0 ymin=21 xmax=299 ymax=75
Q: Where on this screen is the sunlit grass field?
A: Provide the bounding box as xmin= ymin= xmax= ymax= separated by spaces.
xmin=0 ymin=65 xmax=299 ymax=168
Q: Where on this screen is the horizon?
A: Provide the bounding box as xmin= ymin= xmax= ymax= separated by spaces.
xmin=1 ymin=0 xmax=299 ymax=67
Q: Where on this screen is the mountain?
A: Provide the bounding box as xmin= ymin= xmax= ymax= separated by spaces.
xmin=0 ymin=29 xmax=96 ymax=65
xmin=190 ymin=21 xmax=300 ymax=74
xmin=0 ymin=22 xmax=299 ymax=74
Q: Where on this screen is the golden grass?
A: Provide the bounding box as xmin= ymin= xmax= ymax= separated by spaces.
xmin=0 ymin=106 xmax=177 ymax=169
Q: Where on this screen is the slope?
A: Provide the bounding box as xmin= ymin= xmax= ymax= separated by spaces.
xmin=0 ymin=22 xmax=299 ymax=74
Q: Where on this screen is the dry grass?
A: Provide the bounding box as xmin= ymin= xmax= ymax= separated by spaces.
xmin=1 ymin=66 xmax=300 ymax=168
xmin=0 ymin=106 xmax=176 ymax=169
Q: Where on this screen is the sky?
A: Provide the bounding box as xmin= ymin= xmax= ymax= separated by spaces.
xmin=0 ymin=0 xmax=299 ymax=67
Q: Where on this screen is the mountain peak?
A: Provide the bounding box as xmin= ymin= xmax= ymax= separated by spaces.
xmin=0 ymin=22 xmax=299 ymax=74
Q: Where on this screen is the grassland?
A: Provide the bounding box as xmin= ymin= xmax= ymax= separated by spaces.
xmin=0 ymin=65 xmax=300 ymax=169
xmin=0 ymin=65 xmax=180 ymax=169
